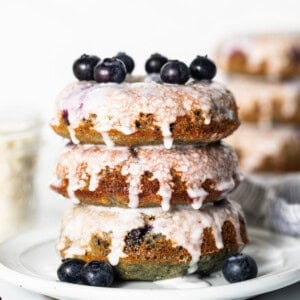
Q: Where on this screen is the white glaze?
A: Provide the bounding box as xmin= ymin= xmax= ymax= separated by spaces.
xmin=67 ymin=126 xmax=79 ymax=145
xmin=101 ymin=132 xmax=115 ymax=148
xmin=52 ymin=143 xmax=240 ymax=210
xmin=51 ymin=80 xmax=237 ymax=148
xmin=57 ymin=200 xmax=245 ymax=271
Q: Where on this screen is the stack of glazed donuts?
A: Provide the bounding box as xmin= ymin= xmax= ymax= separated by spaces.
xmin=50 ymin=53 xmax=248 ymax=281
xmin=215 ymin=33 xmax=300 ymax=173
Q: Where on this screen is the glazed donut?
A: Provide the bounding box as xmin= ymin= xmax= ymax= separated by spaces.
xmin=215 ymin=32 xmax=300 ymax=79
xmin=51 ymin=143 xmax=240 ymax=210
xmin=225 ymin=75 xmax=300 ymax=124
xmin=50 ymin=80 xmax=239 ymax=148
xmin=225 ymin=123 xmax=300 ymax=173
xmin=57 ymin=199 xmax=248 ymax=281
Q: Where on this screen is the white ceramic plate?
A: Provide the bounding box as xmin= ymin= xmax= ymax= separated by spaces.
xmin=0 ymin=226 xmax=299 ymax=300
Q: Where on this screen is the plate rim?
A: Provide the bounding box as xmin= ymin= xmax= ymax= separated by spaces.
xmin=0 ymin=226 xmax=299 ymax=300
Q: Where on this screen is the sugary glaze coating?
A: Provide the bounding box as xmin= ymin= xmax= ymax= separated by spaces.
xmin=215 ymin=32 xmax=300 ymax=78
xmin=225 ymin=76 xmax=300 ymax=124
xmin=50 ymin=80 xmax=239 ymax=148
xmin=51 ymin=143 xmax=241 ymax=210
xmin=225 ymin=123 xmax=300 ymax=173
xmin=57 ymin=200 xmax=248 ymax=280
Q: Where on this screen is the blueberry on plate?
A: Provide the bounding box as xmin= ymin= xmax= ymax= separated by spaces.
xmin=115 ymin=52 xmax=135 ymax=74
xmin=160 ymin=60 xmax=190 ymax=84
xmin=222 ymin=253 xmax=258 ymax=283
xmin=73 ymin=54 xmax=100 ymax=81
xmin=189 ymin=55 xmax=217 ymax=80
xmin=145 ymin=53 xmax=168 ymax=74
xmin=94 ymin=58 xmax=126 ymax=83
xmin=80 ymin=260 xmax=114 ymax=287
xmin=57 ymin=258 xmax=85 ymax=283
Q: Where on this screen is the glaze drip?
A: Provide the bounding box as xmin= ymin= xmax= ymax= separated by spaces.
xmin=52 ymin=143 xmax=240 ymax=210
xmin=57 ymin=200 xmax=246 ymax=270
xmin=51 ymin=80 xmax=237 ymax=148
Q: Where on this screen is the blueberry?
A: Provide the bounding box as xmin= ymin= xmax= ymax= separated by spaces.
xmin=80 ymin=260 xmax=114 ymax=287
xmin=190 ymin=55 xmax=217 ymax=80
xmin=61 ymin=109 xmax=70 ymax=125
xmin=57 ymin=258 xmax=85 ymax=283
xmin=290 ymin=47 xmax=300 ymax=64
xmin=145 ymin=53 xmax=168 ymax=74
xmin=115 ymin=52 xmax=135 ymax=74
xmin=125 ymin=225 xmax=152 ymax=246
xmin=73 ymin=54 xmax=100 ymax=81
xmin=94 ymin=58 xmax=126 ymax=83
xmin=222 ymin=254 xmax=258 ymax=283
xmin=160 ymin=60 xmax=190 ymax=84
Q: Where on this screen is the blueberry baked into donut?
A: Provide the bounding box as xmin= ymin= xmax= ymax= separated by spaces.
xmin=51 ymin=52 xmax=251 ymax=286
xmin=57 ymin=200 xmax=247 ymax=281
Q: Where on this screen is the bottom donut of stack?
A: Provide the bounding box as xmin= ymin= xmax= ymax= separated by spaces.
xmin=57 ymin=199 xmax=247 ymax=281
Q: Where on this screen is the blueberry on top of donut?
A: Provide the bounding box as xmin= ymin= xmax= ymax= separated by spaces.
xmin=94 ymin=58 xmax=127 ymax=83
xmin=73 ymin=54 xmax=100 ymax=81
xmin=190 ymin=55 xmax=217 ymax=80
xmin=115 ymin=52 xmax=135 ymax=74
xmin=160 ymin=60 xmax=190 ymax=84
xmin=145 ymin=53 xmax=168 ymax=74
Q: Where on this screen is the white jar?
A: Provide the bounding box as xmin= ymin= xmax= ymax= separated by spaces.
xmin=0 ymin=113 xmax=41 ymax=241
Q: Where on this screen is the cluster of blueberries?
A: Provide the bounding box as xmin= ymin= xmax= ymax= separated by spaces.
xmin=57 ymin=253 xmax=257 ymax=287
xmin=72 ymin=52 xmax=217 ymax=85
xmin=57 ymin=259 xmax=114 ymax=287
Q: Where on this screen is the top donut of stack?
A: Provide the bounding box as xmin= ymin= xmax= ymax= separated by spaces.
xmin=215 ymin=32 xmax=300 ymax=79
xmin=51 ymin=78 xmax=239 ymax=148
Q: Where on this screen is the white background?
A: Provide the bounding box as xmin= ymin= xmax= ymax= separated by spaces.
xmin=0 ymin=1 xmax=300 ymax=298
xmin=1 ymin=0 xmax=300 ymax=116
